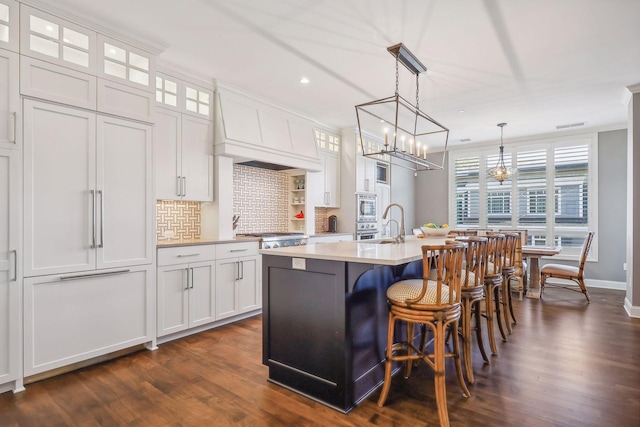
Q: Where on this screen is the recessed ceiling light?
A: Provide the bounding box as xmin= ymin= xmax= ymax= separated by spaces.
xmin=299 ymin=77 xmax=310 ymax=85
xmin=459 ymin=110 xmax=465 ymax=113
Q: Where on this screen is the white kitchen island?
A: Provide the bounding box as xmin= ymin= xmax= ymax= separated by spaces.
xmin=260 ymin=236 xmax=451 ymax=412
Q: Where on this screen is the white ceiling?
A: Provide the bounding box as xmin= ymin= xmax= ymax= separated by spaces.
xmin=39 ymin=0 xmax=640 ymax=146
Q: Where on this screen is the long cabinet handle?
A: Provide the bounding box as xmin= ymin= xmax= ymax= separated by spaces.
xmin=176 ymin=176 xmax=182 ymax=197
xmin=60 ymin=269 xmax=131 ymax=281
xmin=238 ymin=261 xmax=244 ymax=280
xmin=185 ymin=268 xmax=190 ymax=290
xmin=97 ymin=190 xmax=104 ymax=248
xmin=182 ymin=177 xmax=186 ymax=197
xmin=230 ymin=249 xmax=248 ymax=253
xmin=190 ymin=267 xmax=194 ymax=289
xmin=9 ymin=112 xmax=16 ymax=144
xmin=177 ymin=253 xmax=200 ymax=257
xmin=10 ymin=250 xmax=17 ymax=282
xmin=90 ymin=190 xmax=96 ymax=249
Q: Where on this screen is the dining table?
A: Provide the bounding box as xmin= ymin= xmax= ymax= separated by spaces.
xmin=522 ymin=245 xmax=562 ymax=298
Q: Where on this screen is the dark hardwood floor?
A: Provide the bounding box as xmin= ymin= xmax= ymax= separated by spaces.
xmin=1 ymin=287 xmax=639 ymax=426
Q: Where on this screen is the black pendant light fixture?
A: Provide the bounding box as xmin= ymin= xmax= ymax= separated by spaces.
xmin=488 ymin=122 xmax=513 ymax=184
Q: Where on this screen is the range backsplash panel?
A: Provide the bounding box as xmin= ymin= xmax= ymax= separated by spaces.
xmin=233 ymin=165 xmax=288 ymax=233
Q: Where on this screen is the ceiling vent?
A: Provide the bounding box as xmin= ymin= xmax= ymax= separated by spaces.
xmin=556 ymin=121 xmax=586 ymax=130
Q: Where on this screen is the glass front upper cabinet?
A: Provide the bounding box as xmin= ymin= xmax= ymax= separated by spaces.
xmin=0 ymin=0 xmax=18 ymax=52
xmin=20 ymin=4 xmax=96 ymax=72
xmin=184 ymin=84 xmax=212 ymax=119
xmin=156 ymin=73 xmax=180 ymax=110
xmin=99 ymin=35 xmax=154 ymax=92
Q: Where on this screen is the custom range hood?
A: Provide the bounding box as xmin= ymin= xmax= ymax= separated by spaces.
xmin=214 ymin=82 xmax=321 ymax=171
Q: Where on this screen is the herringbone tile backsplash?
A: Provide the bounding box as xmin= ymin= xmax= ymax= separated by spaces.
xmin=233 ymin=165 xmax=288 ymax=233
xmin=156 ymin=200 xmax=201 ymax=239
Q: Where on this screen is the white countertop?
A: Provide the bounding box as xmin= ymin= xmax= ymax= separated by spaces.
xmin=260 ymin=235 xmax=456 ymax=266
xmin=156 ymin=236 xmax=260 ymax=248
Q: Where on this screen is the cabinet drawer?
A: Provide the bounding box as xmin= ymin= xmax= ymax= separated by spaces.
xmin=157 ymin=245 xmax=216 ymax=266
xmin=216 ymin=241 xmax=258 ymax=259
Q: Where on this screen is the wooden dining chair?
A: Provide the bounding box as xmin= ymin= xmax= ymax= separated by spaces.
xmin=499 ymin=229 xmax=528 ymax=300
xmin=540 ymin=231 xmax=594 ymax=303
xmin=459 ymin=236 xmax=489 ymax=384
xmin=378 ymin=243 xmax=468 ymax=427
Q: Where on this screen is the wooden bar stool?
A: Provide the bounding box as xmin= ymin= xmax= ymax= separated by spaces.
xmin=377 ymin=243 xmax=468 ymax=427
xmin=500 ymin=233 xmax=520 ymax=334
xmin=483 ymin=233 xmax=506 ymax=354
xmin=459 ymin=236 xmax=489 ymax=384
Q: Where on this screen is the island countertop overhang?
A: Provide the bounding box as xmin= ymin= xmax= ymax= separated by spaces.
xmin=259 ymin=236 xmax=451 ymax=266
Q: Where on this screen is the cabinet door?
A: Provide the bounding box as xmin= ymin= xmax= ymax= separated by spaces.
xmin=188 ymin=261 xmax=216 ymax=327
xmin=0 ymin=49 xmax=18 ymax=149
xmin=155 ymin=108 xmax=181 ymax=200
xmin=376 ymin=184 xmax=391 ymax=237
xmin=181 ymin=115 xmax=213 ymax=202
xmin=23 ymin=100 xmax=96 ymax=277
xmin=20 ymin=4 xmax=97 ymax=74
xmin=96 ymin=115 xmax=153 ymax=268
xmin=238 ymin=256 xmax=259 ymax=314
xmin=24 ymin=266 xmax=152 ymax=376
xmin=0 ymin=0 xmax=19 ymax=52
xmin=0 ymin=148 xmax=19 ymax=385
xmin=157 ymin=266 xmax=189 ymax=337
xmin=215 ymin=258 xmax=238 ymax=320
xmin=324 ymin=152 xmax=340 ymax=207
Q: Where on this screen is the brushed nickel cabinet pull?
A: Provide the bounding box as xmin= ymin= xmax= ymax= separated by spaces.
xmin=238 ymin=261 xmax=244 ymax=280
xmin=230 ymin=248 xmax=248 ymax=253
xmin=9 ymin=112 xmax=16 ymax=143
xmin=97 ymin=190 xmax=104 ymax=248
xmin=176 ymin=176 xmax=182 ymax=197
xmin=185 ymin=268 xmax=190 ymax=290
xmin=177 ymin=253 xmax=200 ymax=257
xmin=10 ymin=250 xmax=17 ymax=282
xmin=182 ymin=177 xmax=186 ymax=197
xmin=90 ymin=190 xmax=96 ymax=249
xmin=60 ymin=269 xmax=131 ymax=281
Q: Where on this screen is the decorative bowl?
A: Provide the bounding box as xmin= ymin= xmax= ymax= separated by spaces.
xmin=420 ymin=226 xmax=450 ymax=236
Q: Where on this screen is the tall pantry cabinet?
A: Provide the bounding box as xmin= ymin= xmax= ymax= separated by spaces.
xmin=0 ymin=0 xmax=22 ymax=394
xmin=18 ymin=3 xmax=156 ymax=377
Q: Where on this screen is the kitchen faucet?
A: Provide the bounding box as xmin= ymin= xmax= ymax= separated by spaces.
xmin=384 ymin=219 xmax=399 ymax=239
xmin=382 ymin=203 xmax=405 ymax=243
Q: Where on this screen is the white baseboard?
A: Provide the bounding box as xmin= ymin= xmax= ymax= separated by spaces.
xmin=624 ymin=298 xmax=640 ymax=318
xmin=585 ymin=279 xmax=626 ymax=290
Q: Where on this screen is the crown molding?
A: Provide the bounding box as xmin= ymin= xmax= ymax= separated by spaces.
xmin=628 ymin=83 xmax=640 ymax=94
xmin=19 ymin=0 xmax=167 ymax=55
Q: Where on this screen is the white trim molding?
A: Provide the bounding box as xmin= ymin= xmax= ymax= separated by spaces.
xmin=624 ymin=298 xmax=640 ymax=318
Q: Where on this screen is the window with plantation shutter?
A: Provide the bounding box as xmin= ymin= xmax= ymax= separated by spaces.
xmin=448 ymin=135 xmax=597 ymax=261
xmin=486 ymin=151 xmax=513 ymax=227
xmin=454 ymin=157 xmax=480 ymax=226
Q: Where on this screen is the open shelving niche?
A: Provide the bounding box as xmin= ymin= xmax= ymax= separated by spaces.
xmin=288 ymin=172 xmax=307 ymax=233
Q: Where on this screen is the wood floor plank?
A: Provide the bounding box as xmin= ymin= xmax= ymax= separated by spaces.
xmin=0 ymin=288 xmax=639 ymax=426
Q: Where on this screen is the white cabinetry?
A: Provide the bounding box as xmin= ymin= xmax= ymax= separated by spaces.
xmin=0 ymin=0 xmax=19 ymax=52
xmin=0 ymin=48 xmax=18 ymax=149
xmin=23 ymin=99 xmax=153 ymax=277
xmin=157 ymin=245 xmax=217 ymax=337
xmin=97 ymin=34 xmax=153 ymax=92
xmin=155 ymin=108 xmax=213 ymax=201
xmin=20 ymin=4 xmax=97 ymax=74
xmin=23 ymin=265 xmax=153 ymax=376
xmin=0 ymin=148 xmax=20 ymax=391
xmin=308 ymin=234 xmax=353 ymax=244
xmin=155 ymin=72 xmax=214 ymax=201
xmin=215 ymin=241 xmax=260 ymax=320
xmin=312 ymin=129 xmax=341 ymax=207
xmin=356 ymin=155 xmax=377 ymax=193
xmin=376 ymin=183 xmax=391 ymax=237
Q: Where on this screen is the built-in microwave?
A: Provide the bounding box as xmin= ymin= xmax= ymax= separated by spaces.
xmin=356 ymin=193 xmax=377 ymax=222
xmin=376 ymin=162 xmax=389 ymax=185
